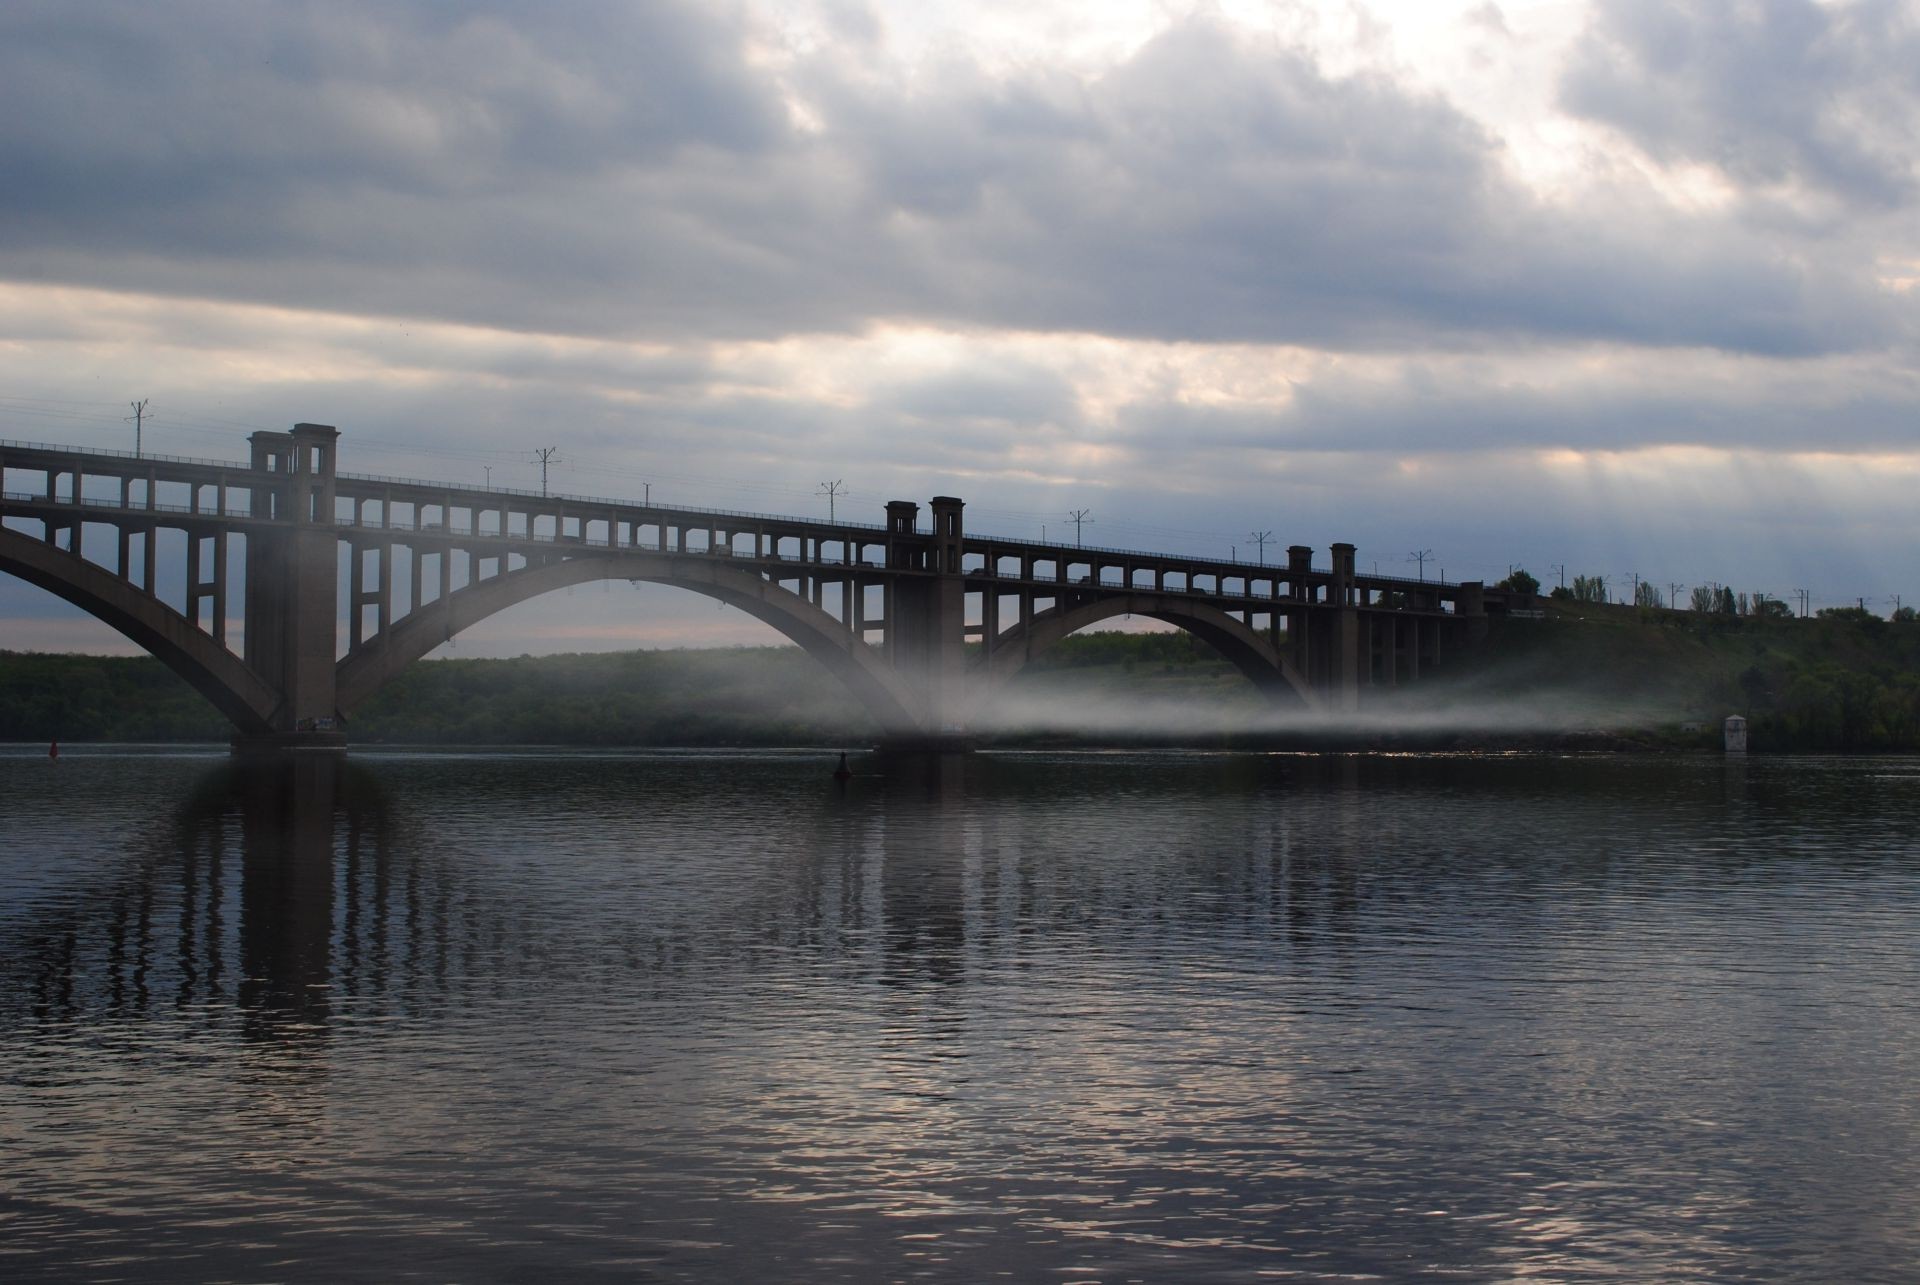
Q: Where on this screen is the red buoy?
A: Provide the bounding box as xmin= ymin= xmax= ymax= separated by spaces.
xmin=832 ymin=751 xmax=851 ymax=782
xmin=48 ymin=740 xmax=59 ymax=761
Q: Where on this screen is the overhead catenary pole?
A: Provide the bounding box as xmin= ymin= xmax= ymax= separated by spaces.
xmin=1551 ymin=563 xmax=1566 ymax=590
xmin=1068 ymin=508 xmax=1092 ymax=547
xmin=1409 ymin=548 xmax=1433 ymax=581
xmin=1250 ymin=530 xmax=1273 ymax=565
xmin=127 ymin=399 xmax=150 ymax=457
xmin=533 ymin=447 xmax=561 ymax=497
xmin=817 ymin=479 xmax=845 ymax=523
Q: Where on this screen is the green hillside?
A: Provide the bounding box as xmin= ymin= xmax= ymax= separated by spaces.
xmin=1 ymin=610 xmax=1915 ymax=751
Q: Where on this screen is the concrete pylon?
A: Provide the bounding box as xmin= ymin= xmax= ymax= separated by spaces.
xmin=241 ymin=423 xmax=343 ymax=746
xmin=881 ymin=495 xmax=970 ymax=744
xmin=1329 ymin=541 xmax=1361 ymax=712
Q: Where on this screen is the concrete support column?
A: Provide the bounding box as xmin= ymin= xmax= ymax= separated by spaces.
xmin=212 ymin=529 xmax=228 ymax=643
xmin=1330 ymin=542 xmax=1360 ymax=710
xmin=241 ymin=423 xmax=342 ymax=744
xmin=1286 ymin=545 xmax=1313 ymax=684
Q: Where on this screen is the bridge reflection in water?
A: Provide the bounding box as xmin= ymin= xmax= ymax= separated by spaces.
xmin=12 ymin=752 xmax=1907 ymax=1279
xmin=6 ymin=750 xmax=1378 ymax=1061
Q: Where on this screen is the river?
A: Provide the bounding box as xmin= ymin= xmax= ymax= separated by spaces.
xmin=3 ymin=746 xmax=1918 ymax=1281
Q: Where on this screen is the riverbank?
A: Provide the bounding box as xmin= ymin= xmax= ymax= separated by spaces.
xmin=4 ymin=608 xmax=1915 ymax=751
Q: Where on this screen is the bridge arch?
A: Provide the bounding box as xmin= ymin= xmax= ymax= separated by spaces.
xmin=980 ymin=592 xmax=1317 ymax=710
xmin=334 ymin=551 xmax=928 ymax=732
xmin=0 ymin=526 xmax=279 ymax=733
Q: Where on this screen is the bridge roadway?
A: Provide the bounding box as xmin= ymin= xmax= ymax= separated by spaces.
xmin=0 ymin=424 xmax=1503 ymax=748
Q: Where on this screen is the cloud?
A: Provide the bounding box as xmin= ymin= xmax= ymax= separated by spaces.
xmin=1561 ymin=0 xmax=1920 ymax=210
xmin=0 ymin=2 xmax=1903 ymax=356
xmin=2 ymin=2 xmax=1917 ymax=654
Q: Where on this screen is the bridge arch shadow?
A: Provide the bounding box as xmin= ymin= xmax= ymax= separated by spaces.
xmin=977 ymin=593 xmax=1317 ymax=711
xmin=0 ymin=526 xmax=279 ymax=733
xmin=335 ymin=552 xmax=928 ymax=733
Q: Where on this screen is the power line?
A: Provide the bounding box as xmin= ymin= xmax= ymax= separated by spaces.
xmin=1068 ymin=508 xmax=1093 ymax=547
xmin=1249 ymin=530 xmax=1273 ymax=565
xmin=1408 ymin=548 xmax=1433 ymax=581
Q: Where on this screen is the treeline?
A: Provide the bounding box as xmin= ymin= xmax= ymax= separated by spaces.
xmin=1712 ymin=618 xmax=1920 ymax=751
xmin=6 ymin=617 xmax=1915 ymax=751
xmin=1462 ymin=605 xmax=1920 ymax=752
xmin=0 ymin=651 xmax=231 ymax=742
xmin=0 ymin=632 xmax=1225 ymax=746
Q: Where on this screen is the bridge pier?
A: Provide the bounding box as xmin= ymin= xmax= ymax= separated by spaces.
xmin=241 ymin=424 xmax=344 ymax=749
xmin=882 ymin=497 xmax=970 ymax=741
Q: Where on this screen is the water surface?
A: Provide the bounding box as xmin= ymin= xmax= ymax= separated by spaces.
xmin=3 ymin=747 xmax=1918 ymax=1281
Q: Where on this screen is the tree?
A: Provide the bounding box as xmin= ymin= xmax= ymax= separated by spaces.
xmin=1634 ymin=581 xmax=1664 ymax=608
xmin=1689 ymin=585 xmax=1718 ymax=612
xmin=1718 ymin=586 xmax=1738 ymax=614
xmin=1755 ymin=598 xmax=1793 ymax=619
xmin=1894 ymin=606 xmax=1917 ymax=623
xmin=1570 ymin=574 xmax=1607 ymax=604
xmin=1497 ymin=568 xmax=1540 ymax=595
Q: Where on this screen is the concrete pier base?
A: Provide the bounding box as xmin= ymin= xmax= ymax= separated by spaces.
xmin=874 ymin=731 xmax=977 ymax=753
xmin=230 ymin=730 xmax=349 ymax=755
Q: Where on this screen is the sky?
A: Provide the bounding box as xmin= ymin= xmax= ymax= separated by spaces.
xmin=2 ymin=0 xmax=1916 ymax=655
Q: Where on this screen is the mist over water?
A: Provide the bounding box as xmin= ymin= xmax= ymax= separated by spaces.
xmin=977 ymin=660 xmax=1678 ymax=740
xmin=3 ymin=746 xmax=1918 ymax=1281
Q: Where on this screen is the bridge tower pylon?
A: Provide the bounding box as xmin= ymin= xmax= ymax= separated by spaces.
xmin=882 ymin=496 xmax=969 ymax=743
xmin=240 ymin=423 xmax=343 ymax=747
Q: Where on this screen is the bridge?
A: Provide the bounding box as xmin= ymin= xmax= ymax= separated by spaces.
xmin=0 ymin=425 xmax=1509 ymax=749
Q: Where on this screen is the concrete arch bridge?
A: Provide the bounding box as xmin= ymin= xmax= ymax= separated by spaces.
xmin=0 ymin=426 xmax=1501 ymax=749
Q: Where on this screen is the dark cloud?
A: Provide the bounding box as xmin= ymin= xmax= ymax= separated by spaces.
xmin=0 ymin=1 xmax=1908 ymax=360
xmin=1562 ymin=0 xmax=1920 ymax=208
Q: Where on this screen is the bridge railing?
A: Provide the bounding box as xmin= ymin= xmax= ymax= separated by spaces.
xmin=334 ymin=469 xmax=893 ymax=534
xmin=3 ymin=488 xmax=210 ymax=518
xmin=359 ymin=515 xmax=898 ymax=567
xmin=0 ymin=436 xmax=255 ymax=471
xmin=5 ymin=437 xmax=1465 ymax=591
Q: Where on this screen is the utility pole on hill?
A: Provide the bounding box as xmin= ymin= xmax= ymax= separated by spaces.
xmin=1551 ymin=563 xmax=1566 ymax=590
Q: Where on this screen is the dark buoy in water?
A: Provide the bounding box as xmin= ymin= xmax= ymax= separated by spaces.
xmin=832 ymin=751 xmax=852 ymax=782
xmin=48 ymin=739 xmax=59 ymax=761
